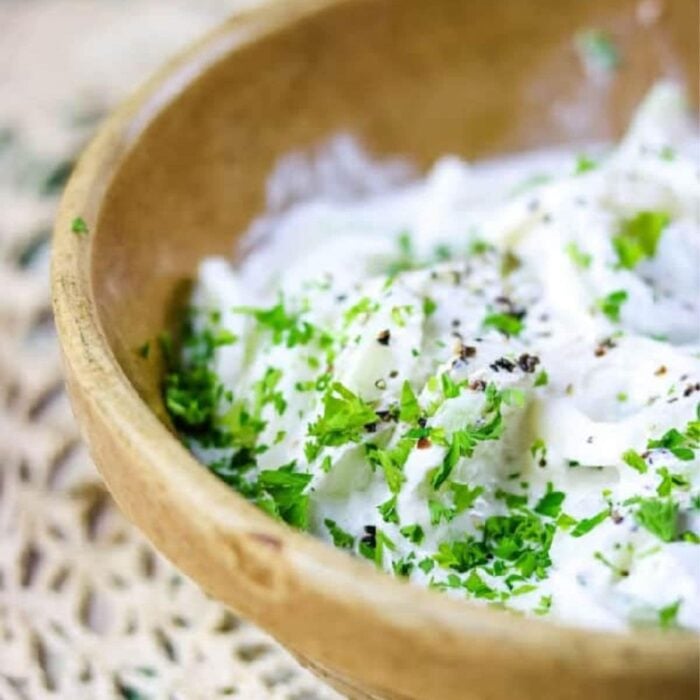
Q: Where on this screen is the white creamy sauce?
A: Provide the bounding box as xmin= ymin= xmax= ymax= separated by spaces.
xmin=172 ymin=84 xmax=700 ymax=631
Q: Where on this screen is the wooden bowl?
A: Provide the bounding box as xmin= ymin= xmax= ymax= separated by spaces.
xmin=52 ymin=1 xmax=699 ymax=698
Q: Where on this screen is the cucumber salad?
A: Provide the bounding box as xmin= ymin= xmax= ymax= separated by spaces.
xmin=163 ymin=84 xmax=700 ymax=631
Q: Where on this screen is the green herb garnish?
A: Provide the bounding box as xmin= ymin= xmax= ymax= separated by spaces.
xmin=422 ymin=296 xmax=437 ymax=317
xmin=430 ymin=385 xmax=504 ymax=489
xmin=658 ymin=600 xmax=681 ymax=629
xmin=634 ymin=497 xmax=678 ymax=542
xmin=306 ymin=382 xmax=376 ymax=457
xmin=656 ymin=467 xmax=690 ymax=497
xmin=534 ymin=594 xmax=553 ymax=615
xmin=574 ymin=154 xmax=598 ymax=175
xmin=570 ymin=508 xmax=609 ymax=537
xmin=325 ymin=519 xmax=355 ymax=548
xmin=256 ymin=465 xmax=312 ymax=529
xmin=597 ymin=289 xmax=628 ymax=323
xmin=378 ymin=495 xmax=400 ymax=524
xmin=622 ymin=449 xmax=647 ymax=474
xmin=399 ymin=380 xmax=421 ymax=423
xmin=450 ymin=483 xmax=484 ymax=514
xmin=482 ymin=312 xmax=523 ymax=337
xmin=613 ymin=210 xmax=670 ymax=270
xmin=534 ymin=483 xmax=566 ymax=518
xmin=565 ymin=241 xmax=592 ymax=268
xmin=400 ymin=524 xmax=425 ymax=544
xmin=71 ymin=216 xmax=89 ymax=235
xmin=534 ymin=370 xmax=549 ymax=387
xmin=235 ymin=298 xmax=317 ymax=348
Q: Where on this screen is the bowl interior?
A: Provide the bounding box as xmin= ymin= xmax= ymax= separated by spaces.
xmin=92 ymin=0 xmax=698 ymax=421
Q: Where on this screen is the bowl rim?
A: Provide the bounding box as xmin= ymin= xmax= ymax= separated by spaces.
xmin=51 ymin=0 xmax=699 ymax=687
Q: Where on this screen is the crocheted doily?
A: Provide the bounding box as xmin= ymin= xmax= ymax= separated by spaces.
xmin=0 ymin=2 xmax=341 ymax=698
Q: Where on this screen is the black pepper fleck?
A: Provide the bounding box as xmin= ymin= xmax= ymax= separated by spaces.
xmin=517 ymin=353 xmax=540 ymax=373
xmin=490 ymin=357 xmax=516 ymax=373
xmin=376 ymin=329 xmax=391 ymax=346
xmin=361 ymin=525 xmax=377 ymax=548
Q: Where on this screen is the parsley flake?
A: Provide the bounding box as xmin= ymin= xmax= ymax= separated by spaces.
xmin=565 ymin=241 xmax=592 ymax=268
xmin=634 ymin=497 xmax=678 ymax=542
xmin=570 ymin=508 xmax=609 ymax=537
xmin=658 ymin=600 xmax=681 ymax=629
xmin=622 ymin=449 xmax=648 ymax=474
xmin=324 ymin=519 xmax=355 ymax=549
xmin=597 ymin=289 xmax=628 ymax=323
xmin=399 ymin=380 xmax=421 ymax=423
xmin=306 ymin=383 xmax=376 ymax=457
xmin=482 ymin=312 xmax=523 ymax=337
xmin=400 ymin=524 xmax=425 ymax=544
xmin=534 ymin=483 xmax=566 ymax=518
xmin=613 ymin=210 xmax=670 ymax=270
xmin=71 ymin=216 xmax=89 ymax=235
xmin=378 ymin=495 xmax=400 ymax=524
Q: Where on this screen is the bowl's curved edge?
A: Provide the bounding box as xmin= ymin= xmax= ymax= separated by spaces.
xmin=51 ymin=2 xmax=700 ymax=699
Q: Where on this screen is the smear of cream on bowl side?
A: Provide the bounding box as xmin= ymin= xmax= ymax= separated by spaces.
xmin=161 ymin=83 xmax=700 ymax=632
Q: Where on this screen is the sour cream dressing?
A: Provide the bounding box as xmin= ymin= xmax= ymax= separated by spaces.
xmin=169 ymin=84 xmax=700 ymax=631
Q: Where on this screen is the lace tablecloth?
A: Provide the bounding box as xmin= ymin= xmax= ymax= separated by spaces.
xmin=0 ymin=2 xmax=342 ymax=698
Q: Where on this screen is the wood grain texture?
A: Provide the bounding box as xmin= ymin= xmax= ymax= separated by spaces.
xmin=52 ymin=1 xmax=700 ymax=698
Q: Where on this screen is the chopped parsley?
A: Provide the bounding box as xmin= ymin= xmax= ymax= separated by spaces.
xmin=530 ymin=438 xmax=547 ymax=467
xmin=422 ymin=296 xmax=437 ymax=317
xmin=482 ymin=312 xmax=523 ymax=337
xmin=430 ymin=384 xmax=504 ymax=489
xmin=440 ymin=372 xmax=461 ymax=399
xmin=574 ymin=154 xmax=598 ymax=175
xmin=390 ymin=305 xmax=413 ymax=327
xmin=255 ymin=465 xmax=312 ymax=529
xmin=613 ymin=210 xmax=670 ymax=270
xmin=634 ymin=497 xmax=678 ymax=543
xmin=656 ymin=467 xmax=690 ymax=497
xmin=533 ymin=369 xmax=549 ymax=387
xmin=429 ymin=498 xmax=455 ymax=526
xmin=378 ymin=495 xmax=400 ymax=524
xmin=165 ymin=362 xmax=221 ymax=432
xmin=534 ymin=594 xmax=553 ymax=616
xmin=622 ymin=449 xmax=647 ymax=474
xmin=570 ymin=508 xmax=609 ymax=537
xmin=565 ymin=241 xmax=592 ymax=268
xmin=235 ymin=298 xmax=318 ymax=348
xmin=597 ymin=289 xmax=628 ymax=323
xmin=399 ymin=380 xmax=421 ymax=423
xmin=306 ymin=383 xmax=376 ymax=458
xmin=434 ymin=537 xmax=488 ymax=572
xmin=534 ymin=483 xmax=566 ymax=518
xmin=658 ymin=600 xmax=681 ymax=629
xmin=325 ymin=519 xmax=355 ymax=549
xmin=343 ymin=297 xmax=379 ymax=326
xmin=366 ymin=440 xmax=411 ymax=494
xmin=647 ymin=411 xmax=698 ymax=461
xmin=400 ymin=524 xmax=425 ymax=545
xmin=450 ymin=482 xmax=484 ymax=513
xmin=71 ymin=216 xmax=89 ymax=235
xmin=386 ymin=231 xmax=416 ymax=275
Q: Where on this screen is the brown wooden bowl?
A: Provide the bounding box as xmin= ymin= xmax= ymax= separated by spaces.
xmin=52 ymin=1 xmax=700 ymax=698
